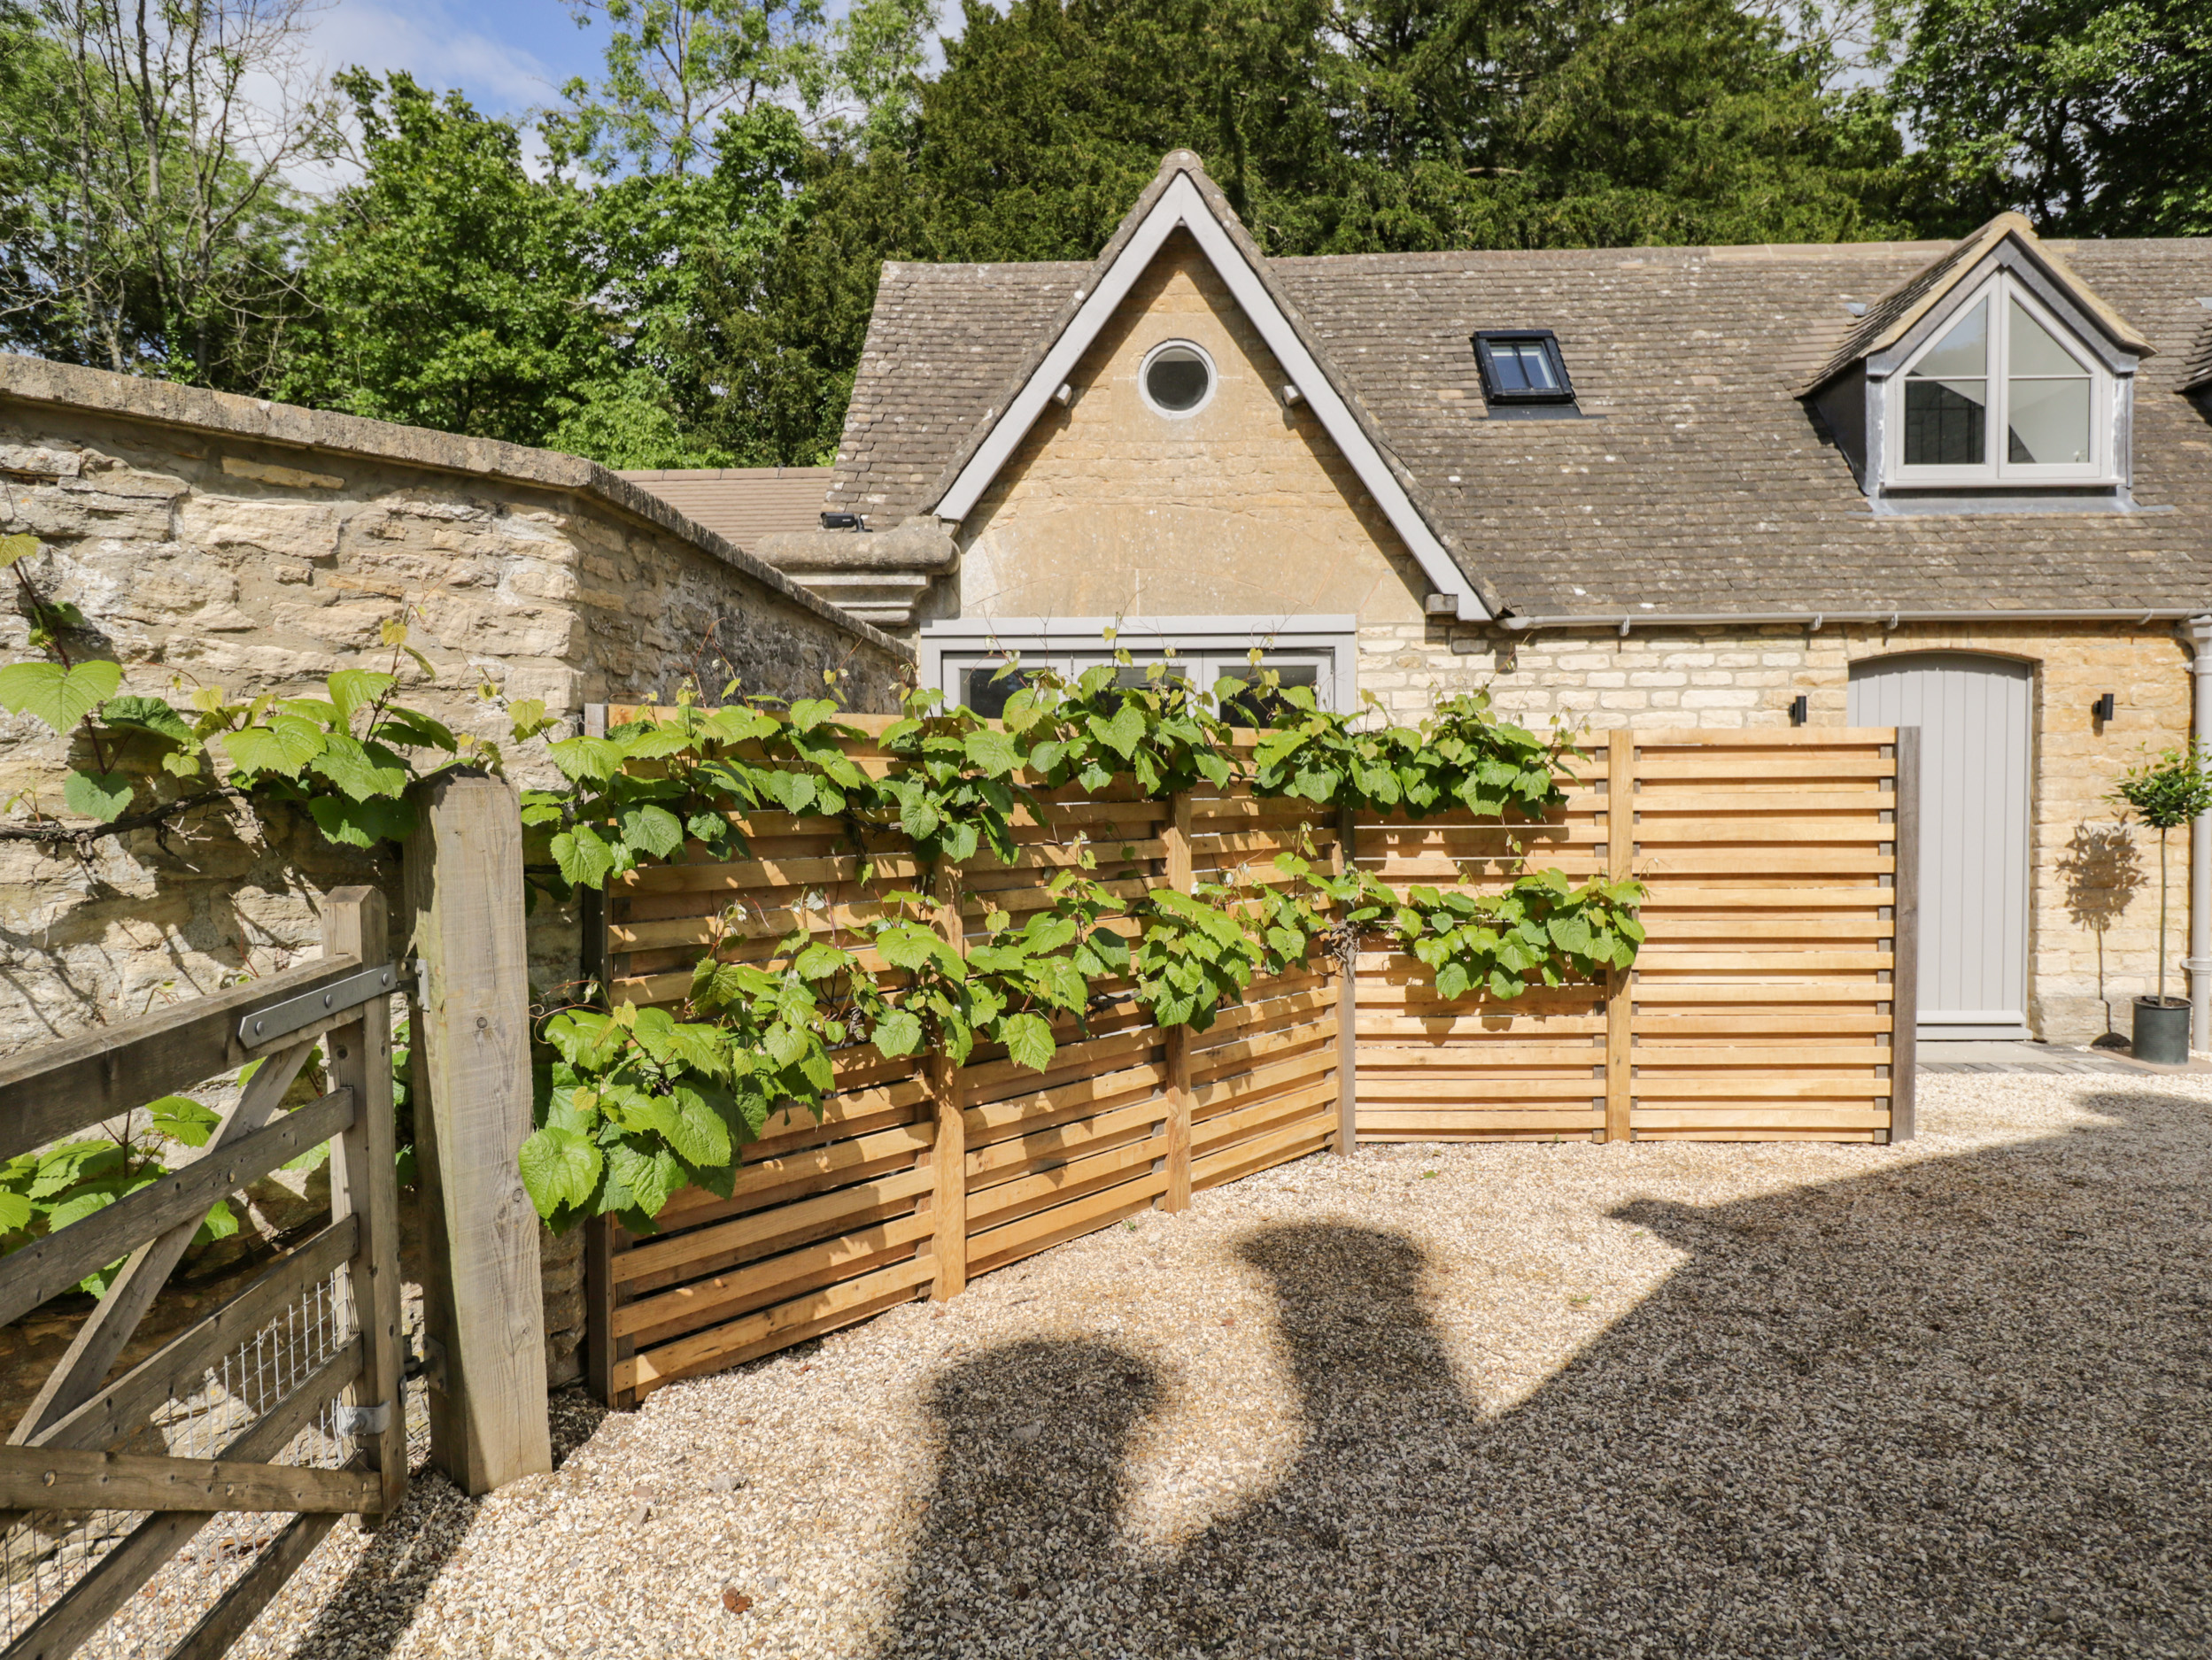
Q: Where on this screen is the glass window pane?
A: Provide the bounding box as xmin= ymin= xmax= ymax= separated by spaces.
xmin=2008 ymin=300 xmax=2082 ymax=376
xmin=1904 ymin=378 xmax=1987 ymax=466
xmin=1144 ymin=346 xmax=1210 ymax=413
xmin=1512 ymin=343 xmax=1559 ymax=390
xmin=1910 ymin=297 xmax=1988 ymax=381
xmin=2007 ymin=375 xmax=2092 ymax=466
xmin=1488 ymin=343 xmax=1531 ymax=392
xmin=1222 ymin=663 xmax=1321 ymax=728
xmin=960 ymin=665 xmax=1035 ymax=719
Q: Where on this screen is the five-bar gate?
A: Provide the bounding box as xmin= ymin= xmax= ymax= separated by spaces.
xmin=0 ymin=888 xmax=407 ymax=1660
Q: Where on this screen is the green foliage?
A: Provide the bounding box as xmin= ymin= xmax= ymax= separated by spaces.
xmin=0 ymin=0 xmax=327 ymax=390
xmin=0 ymin=570 xmax=510 ymax=846
xmin=512 ymin=667 xmax=1645 ymax=1229
xmin=1135 ymin=884 xmax=1269 ymax=1031
xmin=1891 ymin=0 xmax=2212 ymax=235
xmin=2108 ymin=743 xmax=2212 ymax=1000
xmin=1389 ymin=871 xmax=1645 ymax=1000
xmin=998 ymin=651 xmax=1237 ymax=797
xmin=2110 ymin=745 xmax=2212 ymax=833
xmin=280 ymin=72 xmax=608 ymax=447
xmin=876 ymin=688 xmax=1033 ymax=869
xmin=523 ymin=687 xmax=874 ymax=899
xmin=1247 ymin=682 xmax=1574 ymax=820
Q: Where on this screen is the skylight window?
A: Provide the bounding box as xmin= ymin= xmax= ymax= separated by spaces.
xmin=1472 ymin=331 xmax=1576 ymax=406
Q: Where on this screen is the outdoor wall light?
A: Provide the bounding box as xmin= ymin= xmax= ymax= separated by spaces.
xmin=1790 ymin=694 xmax=1809 ymax=726
xmin=2092 ymin=692 xmax=2115 ymax=722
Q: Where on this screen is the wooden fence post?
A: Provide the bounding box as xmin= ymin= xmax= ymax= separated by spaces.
xmin=1890 ymin=727 xmax=1921 ymax=1142
xmin=1156 ymin=791 xmax=1195 ymax=1208
xmin=1604 ymin=731 xmax=1635 ymax=1145
xmin=928 ymin=861 xmax=968 ymax=1301
xmin=321 ymin=887 xmax=409 ymax=1521
xmin=406 ymin=770 xmax=552 ymax=1495
xmin=1335 ymin=802 xmax=1358 ymax=1158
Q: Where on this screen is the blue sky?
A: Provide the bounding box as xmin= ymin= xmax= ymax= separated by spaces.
xmin=304 ymin=0 xmax=615 ymax=120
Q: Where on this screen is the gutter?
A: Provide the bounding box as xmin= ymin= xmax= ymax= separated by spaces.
xmin=1498 ymin=606 xmax=2195 ymax=635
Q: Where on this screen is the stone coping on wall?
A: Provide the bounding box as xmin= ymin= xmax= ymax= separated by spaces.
xmin=0 ymin=353 xmax=912 ymax=665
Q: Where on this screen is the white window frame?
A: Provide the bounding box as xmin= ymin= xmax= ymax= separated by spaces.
xmin=919 ymin=614 xmax=1358 ymax=717
xmin=1137 ymin=338 xmax=1218 ymax=420
xmin=1886 ymin=272 xmax=2113 ymax=487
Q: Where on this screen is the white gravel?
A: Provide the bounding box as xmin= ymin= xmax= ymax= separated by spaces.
xmin=220 ymin=1072 xmax=2212 ymax=1658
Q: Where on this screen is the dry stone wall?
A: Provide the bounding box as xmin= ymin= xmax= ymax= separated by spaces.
xmin=0 ymin=364 xmax=909 ymax=1386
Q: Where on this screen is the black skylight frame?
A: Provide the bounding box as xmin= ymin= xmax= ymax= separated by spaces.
xmin=1471 ymin=329 xmax=1577 ymax=406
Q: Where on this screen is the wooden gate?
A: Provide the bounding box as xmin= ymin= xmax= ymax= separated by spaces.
xmin=0 ymin=888 xmax=407 ymax=1660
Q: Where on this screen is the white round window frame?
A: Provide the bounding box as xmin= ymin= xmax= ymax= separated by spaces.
xmin=1137 ymin=339 xmax=1218 ymax=419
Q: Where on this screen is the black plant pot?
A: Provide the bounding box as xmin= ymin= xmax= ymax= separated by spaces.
xmin=2132 ymin=995 xmax=2192 ymax=1066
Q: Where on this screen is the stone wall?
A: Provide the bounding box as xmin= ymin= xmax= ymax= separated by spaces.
xmin=0 ymin=359 xmax=910 ymax=1388
xmin=1358 ymin=614 xmax=2195 ymax=1046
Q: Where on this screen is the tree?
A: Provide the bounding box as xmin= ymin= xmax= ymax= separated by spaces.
xmin=1891 ymin=0 xmax=2212 ymax=235
xmin=279 ymin=72 xmax=607 ymax=448
xmin=0 ymin=0 xmax=335 ymax=390
xmin=2108 ymin=745 xmax=2212 ymax=1006
xmin=893 ymin=0 xmax=1910 ymax=262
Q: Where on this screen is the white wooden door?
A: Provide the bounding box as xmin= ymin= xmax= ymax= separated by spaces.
xmin=1848 ymin=653 xmax=2033 ymax=1038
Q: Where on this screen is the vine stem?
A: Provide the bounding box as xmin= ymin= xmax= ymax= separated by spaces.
xmin=0 ymin=786 xmax=244 ymax=845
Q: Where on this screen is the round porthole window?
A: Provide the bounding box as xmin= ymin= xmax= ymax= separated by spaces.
xmin=1140 ymin=341 xmax=1216 ymax=416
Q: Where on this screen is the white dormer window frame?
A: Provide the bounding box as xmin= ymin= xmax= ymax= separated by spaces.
xmin=1883 ymin=271 xmax=2117 ymax=488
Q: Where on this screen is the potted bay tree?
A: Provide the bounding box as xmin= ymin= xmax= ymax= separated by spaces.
xmin=2109 ymin=744 xmax=2212 ymax=1064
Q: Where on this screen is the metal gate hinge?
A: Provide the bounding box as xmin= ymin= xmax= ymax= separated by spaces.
xmin=334 ymin=1400 xmax=392 ymax=1437
xmin=239 ymin=961 xmax=398 ymax=1046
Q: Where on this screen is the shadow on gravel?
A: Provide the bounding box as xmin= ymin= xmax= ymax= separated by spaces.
xmin=877 ymin=1089 xmax=2212 ymax=1658
xmin=279 ymin=1388 xmax=606 ymax=1658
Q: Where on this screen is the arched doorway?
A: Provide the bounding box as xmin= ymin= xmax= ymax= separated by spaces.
xmin=1848 ymin=652 xmax=2034 ymax=1038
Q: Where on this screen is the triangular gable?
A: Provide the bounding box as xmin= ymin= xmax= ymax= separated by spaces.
xmin=927 ymin=152 xmax=1498 ymax=622
xmin=1803 ymin=212 xmax=2154 ymax=396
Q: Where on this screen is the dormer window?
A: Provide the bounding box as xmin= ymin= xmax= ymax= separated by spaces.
xmin=1889 ymin=274 xmax=2112 ymax=485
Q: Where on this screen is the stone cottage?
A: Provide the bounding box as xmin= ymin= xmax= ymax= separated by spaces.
xmin=635 ymin=151 xmax=2212 ymax=1051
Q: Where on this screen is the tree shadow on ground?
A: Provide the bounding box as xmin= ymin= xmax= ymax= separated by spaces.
xmin=878 ymin=1091 xmax=2212 ymax=1658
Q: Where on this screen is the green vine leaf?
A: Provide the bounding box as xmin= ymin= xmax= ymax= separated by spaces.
xmin=0 ymin=532 xmax=41 ymax=569
xmin=0 ymin=659 xmax=121 ymax=734
xmin=62 ymin=768 xmax=133 ymax=822
xmin=222 ymin=714 xmax=325 ymax=777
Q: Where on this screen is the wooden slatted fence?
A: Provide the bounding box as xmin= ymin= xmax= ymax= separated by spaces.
xmin=584 ymin=714 xmax=1914 ymax=1403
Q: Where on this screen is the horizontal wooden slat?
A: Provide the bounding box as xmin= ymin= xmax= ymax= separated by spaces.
xmin=1357 ymin=1108 xmax=1600 ymax=1133
xmin=614 ymin=1166 xmax=933 ymax=1287
xmin=0 ymin=1446 xmax=379 ymax=1516
xmin=622 ymin=1255 xmax=936 ymax=1394
xmin=615 ymin=1210 xmax=933 ymax=1340
xmin=0 ymin=955 xmax=370 ymax=1163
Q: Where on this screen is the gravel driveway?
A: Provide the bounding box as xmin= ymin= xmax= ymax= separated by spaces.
xmin=221 ymin=1073 xmax=2211 ymax=1659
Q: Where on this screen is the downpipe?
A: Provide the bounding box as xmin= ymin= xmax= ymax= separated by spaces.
xmin=2186 ymin=616 xmax=2212 ymax=1053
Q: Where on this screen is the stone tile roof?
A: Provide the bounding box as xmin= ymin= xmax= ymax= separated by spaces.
xmin=1803 ymin=212 xmax=2154 ymax=396
xmin=619 ymin=466 xmax=833 ymax=551
xmin=2182 ymin=311 xmax=2212 ymax=395
xmin=824 ymin=260 xmax=1091 ymax=525
xmin=825 ymin=189 xmax=2212 ymax=619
